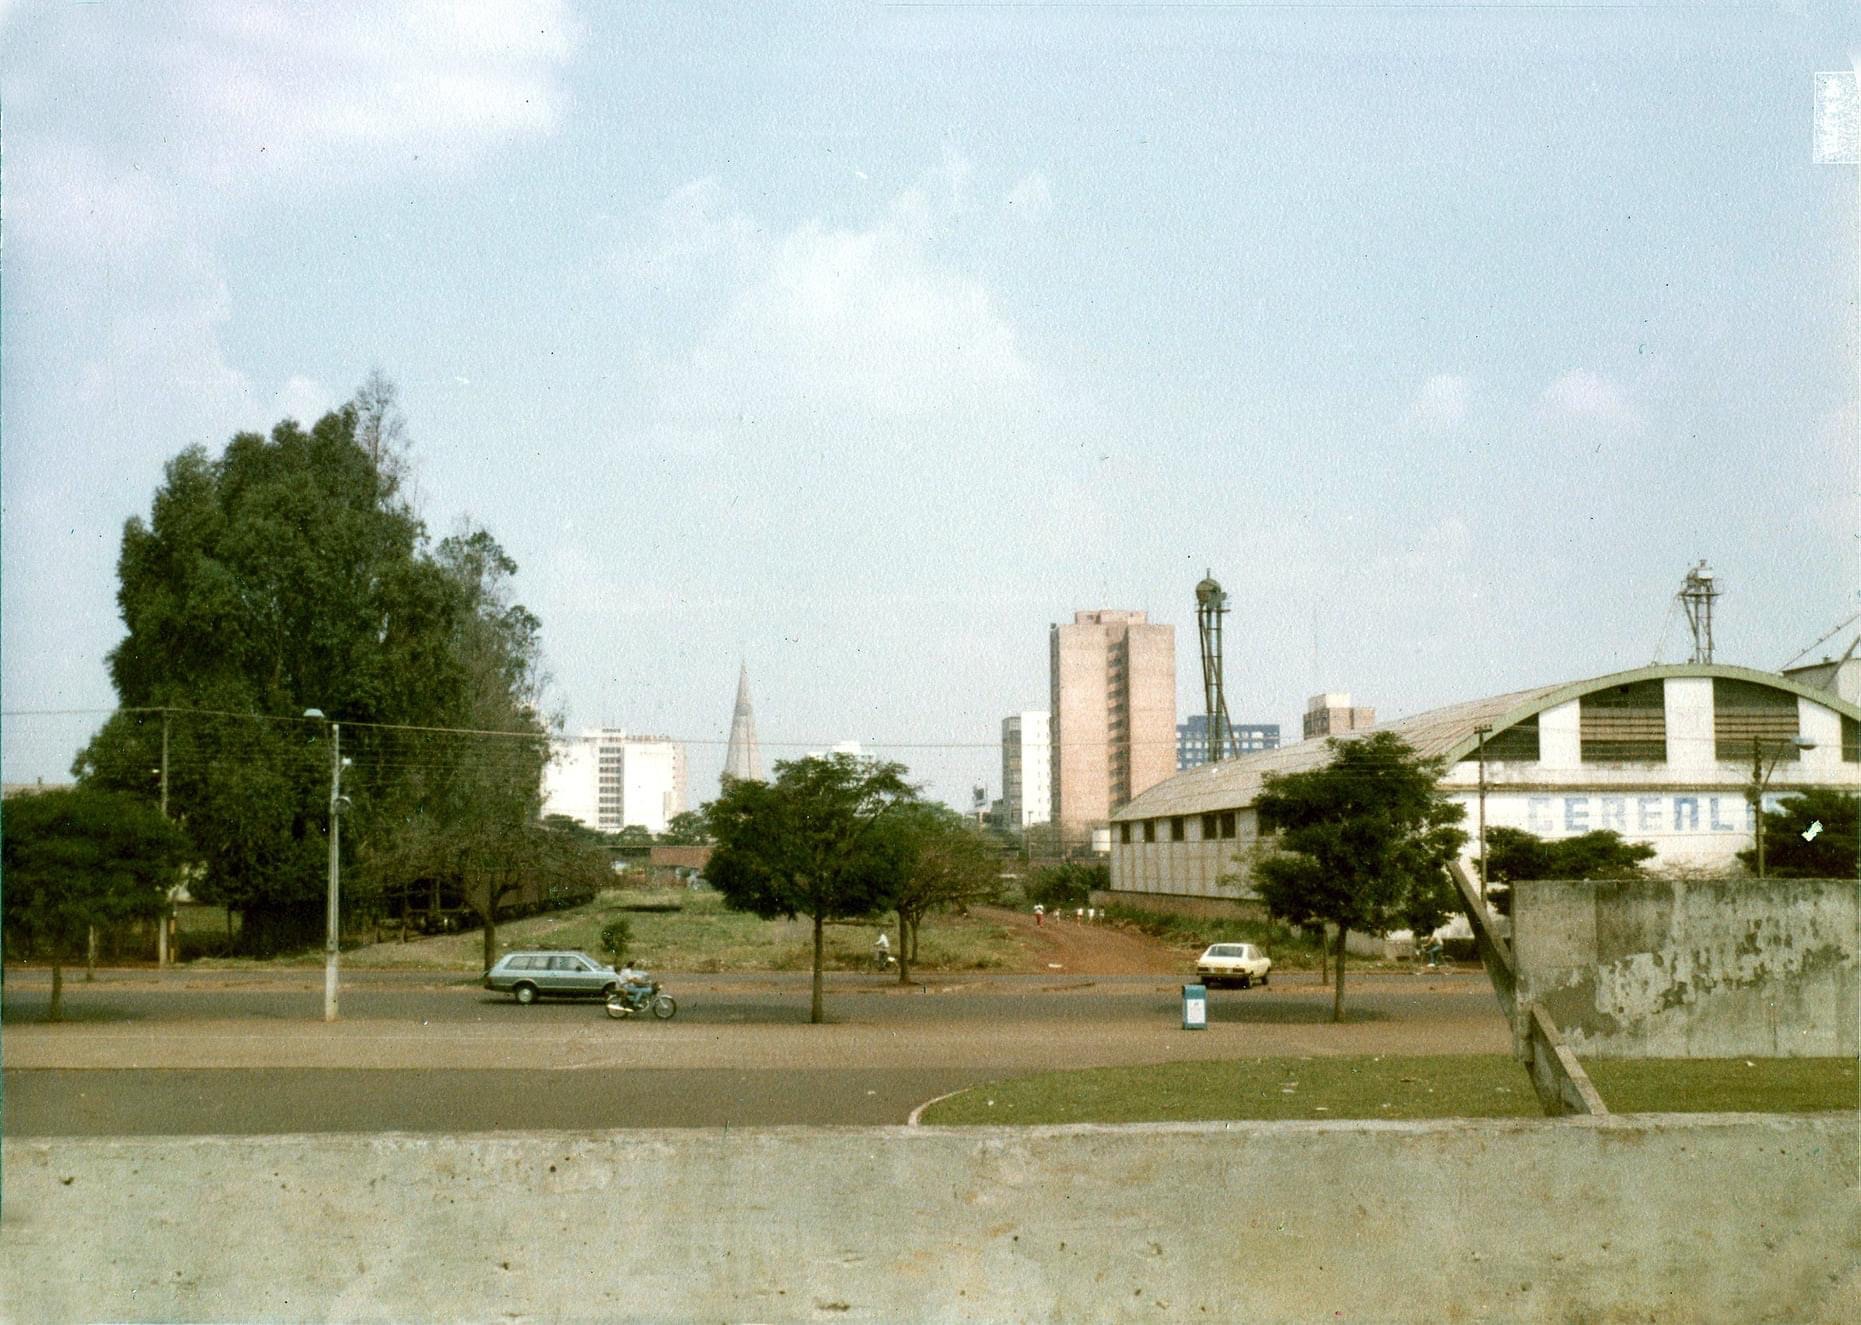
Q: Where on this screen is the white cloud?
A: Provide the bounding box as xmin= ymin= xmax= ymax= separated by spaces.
xmin=1408 ymin=373 xmax=1471 ymax=432
xmin=1004 ymin=172 xmax=1054 ymax=223
xmin=1541 ymin=369 xmax=1633 ymax=424
xmin=271 ymin=376 xmax=336 ymax=427
xmin=638 ymin=177 xmax=1038 ymax=429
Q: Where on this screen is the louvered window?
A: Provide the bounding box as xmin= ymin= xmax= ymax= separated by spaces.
xmin=1480 ymin=716 xmax=1539 ymax=762
xmin=1580 ymin=681 xmax=1666 ymax=763
xmin=1713 ymin=679 xmax=1800 ymax=762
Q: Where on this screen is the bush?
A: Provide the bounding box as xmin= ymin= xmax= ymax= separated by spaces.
xmin=598 ymin=917 xmax=632 ymax=962
xmin=1025 ymin=862 xmax=1106 ymax=909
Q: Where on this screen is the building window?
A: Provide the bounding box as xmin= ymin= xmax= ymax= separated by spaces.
xmin=1170 ymin=816 xmax=1186 ymax=842
xmin=1119 ymin=822 xmax=1131 ymax=845
xmin=1845 ymin=714 xmax=1860 ymax=764
xmin=1143 ymin=820 xmax=1156 ymax=843
xmin=1219 ymin=811 xmax=1237 ymax=839
xmin=1580 ymin=680 xmax=1667 ymax=762
xmin=1480 ymin=716 xmax=1539 ymax=762
xmin=1201 ymin=813 xmax=1219 ymax=840
xmin=1713 ymin=679 xmax=1801 ymax=762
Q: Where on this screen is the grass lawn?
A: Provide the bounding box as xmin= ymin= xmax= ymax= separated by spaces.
xmin=1586 ymin=1057 xmax=1858 ymax=1114
xmin=920 ymin=1055 xmax=1546 ymax=1125
xmin=327 ymin=888 xmax=1027 ymax=975
xmin=918 ymin=1054 xmax=1861 ymax=1125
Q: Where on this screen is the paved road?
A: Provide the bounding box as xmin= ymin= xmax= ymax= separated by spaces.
xmin=3 ymin=967 xmax=1508 ymax=1133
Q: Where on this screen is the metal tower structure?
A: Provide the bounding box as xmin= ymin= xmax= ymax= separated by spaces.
xmin=1678 ymin=561 xmax=1721 ymax=664
xmin=1195 ymin=572 xmax=1235 ymax=762
xmin=722 ymin=663 xmax=763 ymax=782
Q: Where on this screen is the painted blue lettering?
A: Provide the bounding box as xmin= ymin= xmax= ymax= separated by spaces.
xmin=1564 ymin=797 xmax=1590 ymax=832
xmin=1637 ymin=797 xmax=1663 ymax=831
xmin=1599 ymin=796 xmax=1627 ymax=831
xmin=1673 ymin=797 xmax=1699 ymax=831
xmin=1527 ymin=797 xmax=1554 ymax=833
xmin=1709 ymin=797 xmax=1736 ymax=832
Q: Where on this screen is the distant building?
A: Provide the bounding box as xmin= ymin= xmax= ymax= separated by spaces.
xmin=1783 ymin=648 xmax=1860 ymax=708
xmin=723 ymin=664 xmax=763 ymax=783
xmin=1110 ymin=664 xmax=1861 ymax=906
xmin=1000 ymin=711 xmax=1051 ymax=829
xmin=1049 ymin=609 xmax=1176 ymax=843
xmin=544 ymin=730 xmax=687 ymax=836
xmin=1177 ymin=715 xmax=1280 ymax=769
xmin=1303 ymin=692 xmax=1375 ymax=740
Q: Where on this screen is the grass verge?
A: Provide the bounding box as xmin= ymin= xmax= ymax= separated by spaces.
xmin=918 ymin=1054 xmax=1861 ymax=1125
xmin=920 ymin=1055 xmax=1544 ymax=1124
xmin=1586 ymin=1057 xmax=1858 ymax=1114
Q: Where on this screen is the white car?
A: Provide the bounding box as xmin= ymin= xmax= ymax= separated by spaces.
xmin=1196 ymin=943 xmax=1272 ymax=989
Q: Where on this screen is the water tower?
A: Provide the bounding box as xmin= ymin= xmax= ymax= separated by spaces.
xmin=1195 ymin=572 xmax=1235 ymax=762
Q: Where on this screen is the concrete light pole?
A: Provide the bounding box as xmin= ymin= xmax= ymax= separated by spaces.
xmin=306 ymin=709 xmax=346 ymax=1021
xmin=1749 ymin=735 xmax=1816 ymax=878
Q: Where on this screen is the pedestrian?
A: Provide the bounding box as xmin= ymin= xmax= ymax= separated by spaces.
xmin=1034 ymin=904 xmax=1044 ymax=927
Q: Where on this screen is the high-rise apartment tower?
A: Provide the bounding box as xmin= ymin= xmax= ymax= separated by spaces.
xmin=1049 ymin=610 xmax=1176 ymax=841
xmin=1000 ymin=711 xmax=1051 ymax=829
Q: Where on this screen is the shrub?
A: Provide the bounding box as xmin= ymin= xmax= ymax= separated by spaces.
xmin=598 ymin=917 xmax=632 ymax=962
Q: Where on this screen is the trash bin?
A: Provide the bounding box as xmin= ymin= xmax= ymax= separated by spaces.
xmin=1182 ymin=983 xmax=1207 ymax=1030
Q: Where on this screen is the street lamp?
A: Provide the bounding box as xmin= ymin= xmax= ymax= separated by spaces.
xmin=305 ymin=709 xmax=350 ymax=1021
xmin=1749 ymin=735 xmax=1816 ymax=878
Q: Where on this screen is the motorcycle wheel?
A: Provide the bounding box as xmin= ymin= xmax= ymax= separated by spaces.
xmin=605 ymin=999 xmax=631 ymax=1020
xmin=651 ymin=994 xmax=677 ymax=1020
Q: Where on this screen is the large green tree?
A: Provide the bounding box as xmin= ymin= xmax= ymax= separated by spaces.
xmin=75 ymin=390 xmax=550 ymax=955
xmin=872 ymin=803 xmax=1002 ymax=983
xmin=1252 ymin=732 xmax=1467 ymax=1022
xmin=2 ymin=788 xmax=188 ymax=1020
xmin=705 ymin=755 xmax=915 ymax=1022
xmin=1737 ymin=790 xmax=1859 ymax=879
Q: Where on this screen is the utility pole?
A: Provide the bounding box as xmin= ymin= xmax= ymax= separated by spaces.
xmin=1473 ymin=724 xmax=1492 ymax=901
xmin=158 ymin=709 xmax=172 ymax=968
xmin=326 ymin=721 xmax=342 ymax=1022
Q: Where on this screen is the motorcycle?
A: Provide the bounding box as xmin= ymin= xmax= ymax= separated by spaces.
xmin=605 ymin=978 xmax=677 ymax=1020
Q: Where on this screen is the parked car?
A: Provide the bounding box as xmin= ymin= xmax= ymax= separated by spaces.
xmin=1195 ymin=942 xmax=1272 ymax=989
xmin=484 ymin=950 xmax=621 ymax=1004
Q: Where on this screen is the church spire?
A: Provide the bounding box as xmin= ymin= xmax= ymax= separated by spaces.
xmin=722 ymin=663 xmax=763 ymax=783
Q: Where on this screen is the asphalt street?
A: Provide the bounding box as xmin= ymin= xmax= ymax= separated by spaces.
xmin=2 ymin=968 xmax=1508 ymax=1133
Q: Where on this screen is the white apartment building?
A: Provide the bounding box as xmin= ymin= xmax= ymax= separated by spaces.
xmin=543 ymin=729 xmax=687 ymax=835
xmin=1001 ymin=711 xmax=1051 ymax=829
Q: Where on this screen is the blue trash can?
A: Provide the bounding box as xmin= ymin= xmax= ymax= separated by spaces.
xmin=1182 ymin=983 xmax=1207 ymax=1030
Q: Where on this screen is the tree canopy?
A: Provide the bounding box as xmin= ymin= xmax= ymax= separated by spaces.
xmin=1480 ymin=826 xmax=1657 ymax=914
xmin=1737 ymin=790 xmax=1858 ymax=879
xmin=1251 ymin=732 xmax=1467 ymax=1021
xmin=74 ymin=386 xmax=552 ymax=954
xmin=871 ymin=802 xmax=1002 ymax=982
xmin=705 ymin=754 xmax=915 ymax=1022
xmin=2 ymin=788 xmax=188 ymax=1020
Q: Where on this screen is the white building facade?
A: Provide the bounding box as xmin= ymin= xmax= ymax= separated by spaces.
xmin=1108 ymin=665 xmax=1860 ymax=903
xmin=1001 ymin=711 xmax=1051 ymax=829
xmin=543 ymin=729 xmax=687 ymax=835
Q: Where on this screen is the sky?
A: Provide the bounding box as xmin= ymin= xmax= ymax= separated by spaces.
xmin=2 ymin=1 xmax=1857 ymax=812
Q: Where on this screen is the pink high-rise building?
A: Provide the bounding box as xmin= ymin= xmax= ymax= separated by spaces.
xmin=1049 ymin=610 xmax=1176 ymax=845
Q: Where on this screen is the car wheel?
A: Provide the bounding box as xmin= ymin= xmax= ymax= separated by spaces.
xmin=513 ymin=983 xmax=538 ymax=1005
xmin=1237 ymin=976 xmax=1251 ymax=989
xmin=1259 ymin=973 xmax=1269 ymax=986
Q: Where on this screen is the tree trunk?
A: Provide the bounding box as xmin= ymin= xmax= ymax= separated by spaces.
xmin=1332 ymin=926 xmax=1348 ymax=1023
xmin=49 ymin=955 xmax=64 ymax=1023
xmin=810 ymin=913 xmax=825 ymax=1024
xmin=481 ymin=910 xmax=498 ymax=975
xmin=896 ymin=910 xmax=912 ymax=985
xmin=909 ymin=917 xmax=920 ymax=964
xmin=86 ymin=926 xmax=97 ymax=981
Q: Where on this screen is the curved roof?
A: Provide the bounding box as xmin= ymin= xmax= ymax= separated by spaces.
xmin=1112 ymin=664 xmax=1861 ymax=822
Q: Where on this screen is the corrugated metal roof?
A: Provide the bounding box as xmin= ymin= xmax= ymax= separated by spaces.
xmin=1110 ymin=663 xmax=1861 ymax=821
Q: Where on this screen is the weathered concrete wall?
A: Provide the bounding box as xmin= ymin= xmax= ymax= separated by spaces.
xmin=4 ymin=1117 xmax=1855 ymax=1324
xmin=1513 ymin=877 xmax=1859 ymax=1058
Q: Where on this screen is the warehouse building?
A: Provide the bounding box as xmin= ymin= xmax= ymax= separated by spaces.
xmin=1107 ymin=664 xmax=1860 ymax=906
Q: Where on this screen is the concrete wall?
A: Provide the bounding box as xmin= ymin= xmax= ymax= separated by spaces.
xmin=5 ymin=1118 xmax=1854 ymax=1324
xmin=1513 ymin=877 xmax=1859 ymax=1058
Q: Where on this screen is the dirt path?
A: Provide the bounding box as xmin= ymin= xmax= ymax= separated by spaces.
xmin=982 ymin=906 xmax=1192 ymax=976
